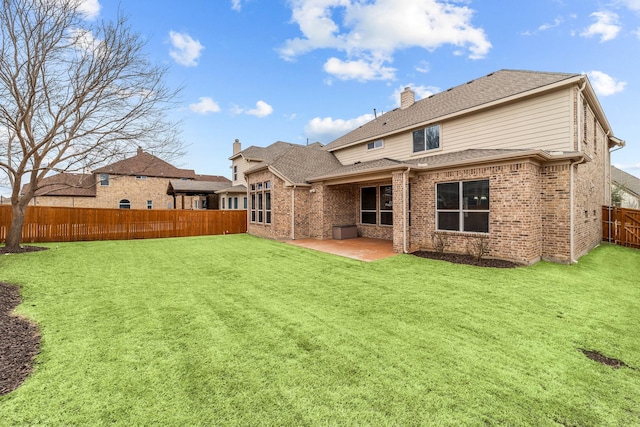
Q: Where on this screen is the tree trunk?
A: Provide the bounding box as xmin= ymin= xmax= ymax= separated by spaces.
xmin=4 ymin=202 xmax=27 ymax=250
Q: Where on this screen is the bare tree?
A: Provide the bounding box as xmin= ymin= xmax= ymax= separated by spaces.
xmin=0 ymin=0 xmax=183 ymax=250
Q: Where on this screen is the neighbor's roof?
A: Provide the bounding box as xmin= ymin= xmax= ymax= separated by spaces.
xmin=167 ymin=180 xmax=229 ymax=195
xmin=24 ymin=173 xmax=96 ymax=197
xmin=94 ymin=149 xmax=196 ymax=179
xmin=194 ymin=174 xmax=230 ymax=183
xmin=611 ymin=166 xmax=640 ymax=197
xmin=324 ymin=69 xmax=582 ymax=152
xmin=215 ymin=184 xmax=248 ymax=194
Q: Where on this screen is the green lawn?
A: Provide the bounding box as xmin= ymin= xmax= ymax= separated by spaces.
xmin=1 ymin=234 xmax=639 ymax=426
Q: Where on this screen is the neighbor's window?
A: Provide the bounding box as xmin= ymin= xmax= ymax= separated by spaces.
xmin=436 ymin=180 xmax=489 ymax=233
xmin=379 ymin=185 xmax=393 ymax=225
xmin=222 ymin=198 xmax=226 ymax=209
xmin=233 ymin=165 xmax=238 ymax=181
xmin=147 ymin=200 xmax=153 ymax=210
xmin=119 ymin=199 xmax=131 ymax=209
xmin=250 ymin=181 xmax=271 ymax=224
xmin=243 ymin=197 xmax=247 ymax=209
xmin=136 ymin=175 xmax=147 ymax=180
xmin=367 ymin=139 xmax=384 ymax=150
xmin=233 ymin=197 xmax=238 ymax=210
xmin=99 ymin=174 xmax=109 ymax=186
xmin=413 ymin=124 xmax=440 ymax=153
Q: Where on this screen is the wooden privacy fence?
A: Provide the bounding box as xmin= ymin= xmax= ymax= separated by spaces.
xmin=602 ymin=206 xmax=640 ymax=249
xmin=0 ymin=205 xmax=247 ymax=243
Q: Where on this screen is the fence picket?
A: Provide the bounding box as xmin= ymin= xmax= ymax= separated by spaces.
xmin=602 ymin=205 xmax=640 ymax=249
xmin=0 ymin=206 xmax=247 ymax=243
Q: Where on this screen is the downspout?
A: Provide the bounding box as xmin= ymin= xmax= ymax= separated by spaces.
xmin=569 ymin=158 xmax=587 ymax=263
xmin=577 ymin=79 xmax=587 ymax=153
xmin=403 ymin=167 xmax=411 ymax=253
xmin=291 ymin=185 xmax=296 ymax=240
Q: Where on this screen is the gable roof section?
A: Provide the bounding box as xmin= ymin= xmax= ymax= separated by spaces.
xmin=244 ymin=143 xmax=342 ymax=186
xmin=94 ymin=149 xmax=196 ymax=179
xmin=324 ymin=70 xmax=581 ymax=152
xmin=26 ymin=173 xmax=96 ymax=197
xmin=611 ymin=166 xmax=640 ymax=197
xmin=230 ymin=141 xmax=296 ymax=162
xmin=167 ymin=180 xmax=229 ymax=195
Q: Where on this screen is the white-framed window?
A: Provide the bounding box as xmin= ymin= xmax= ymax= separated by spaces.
xmin=367 ymin=139 xmax=384 ymax=150
xmin=119 ymin=199 xmax=131 ymax=209
xmin=99 ymin=174 xmax=109 ymax=186
xmin=147 ymin=200 xmax=153 ymax=210
xmin=233 ymin=165 xmax=238 ymax=181
xmin=243 ymin=197 xmax=247 ymax=209
xmin=436 ymin=180 xmax=489 ymax=233
xmin=413 ymin=124 xmax=440 ymax=153
xmin=250 ymin=181 xmax=271 ymax=224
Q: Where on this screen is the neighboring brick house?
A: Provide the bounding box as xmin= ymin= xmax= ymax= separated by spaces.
xmin=611 ymin=166 xmax=640 ymax=209
xmin=26 ymin=148 xmax=229 ymax=210
xmin=243 ymin=69 xmax=625 ymax=264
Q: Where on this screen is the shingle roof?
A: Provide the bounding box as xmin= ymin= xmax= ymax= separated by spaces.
xmin=167 ymin=180 xmax=229 ymax=194
xmin=233 ymin=141 xmax=296 ymax=162
xmin=194 ymin=174 xmax=231 ymax=183
xmin=94 ymin=149 xmax=196 ymax=179
xmin=324 ymin=69 xmax=580 ymax=151
xmin=215 ymin=185 xmax=248 ymax=194
xmin=611 ymin=166 xmax=640 ymax=197
xmin=26 ymin=173 xmax=96 ymax=197
xmin=245 ymin=142 xmax=342 ymax=185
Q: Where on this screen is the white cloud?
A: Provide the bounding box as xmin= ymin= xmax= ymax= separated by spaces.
xmin=586 ymin=71 xmax=627 ymax=96
xmin=189 ymin=97 xmax=221 ymax=114
xmin=78 ymin=0 xmax=101 ymax=20
xmin=415 ymin=61 xmax=430 ymax=74
xmin=231 ymin=0 xmax=242 ymax=11
xmin=304 ymin=114 xmax=374 ymax=141
xmin=233 ymin=101 xmax=274 ymax=118
xmin=538 ymin=17 xmax=563 ymax=31
xmin=279 ymin=0 xmax=491 ymax=81
xmin=169 ymin=31 xmax=204 ymax=67
xmin=616 ymin=0 xmax=640 ymax=12
xmin=323 ymin=57 xmax=396 ymax=81
xmin=580 ymin=11 xmax=621 ymax=42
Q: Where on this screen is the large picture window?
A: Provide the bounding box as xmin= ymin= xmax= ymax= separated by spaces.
xmin=413 ymin=125 xmax=440 ymax=153
xmin=360 ymin=185 xmax=393 ymax=226
xmin=250 ymin=181 xmax=271 ymax=224
xmin=436 ymin=180 xmax=489 ymax=233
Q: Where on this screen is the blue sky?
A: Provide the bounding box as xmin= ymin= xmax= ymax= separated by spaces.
xmin=85 ymin=1 xmax=640 ymax=179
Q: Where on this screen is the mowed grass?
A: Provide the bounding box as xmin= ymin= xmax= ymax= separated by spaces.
xmin=1 ymin=234 xmax=639 ymax=426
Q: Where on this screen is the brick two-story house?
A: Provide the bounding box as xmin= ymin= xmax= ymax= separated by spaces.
xmin=26 ymin=148 xmax=229 ymax=210
xmin=243 ymin=70 xmax=625 ymax=264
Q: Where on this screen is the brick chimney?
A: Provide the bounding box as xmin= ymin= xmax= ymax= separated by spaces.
xmin=400 ymin=87 xmax=415 ymax=109
xmin=233 ymin=139 xmax=241 ymax=155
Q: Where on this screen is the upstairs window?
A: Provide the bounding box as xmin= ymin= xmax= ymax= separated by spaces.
xmin=413 ymin=125 xmax=440 ymax=153
xmin=367 ymin=139 xmax=384 ymax=150
xmin=147 ymin=200 xmax=153 ymax=210
xmin=233 ymin=165 xmax=238 ymax=181
xmin=99 ymin=174 xmax=109 ymax=186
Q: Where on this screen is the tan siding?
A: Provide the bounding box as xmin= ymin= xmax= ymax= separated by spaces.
xmin=232 ymin=157 xmax=254 ymax=186
xmin=334 ymin=89 xmax=574 ymax=165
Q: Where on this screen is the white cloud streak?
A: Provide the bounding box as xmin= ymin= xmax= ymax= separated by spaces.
xmin=232 ymin=101 xmax=274 ymax=118
xmin=78 ymin=0 xmax=101 ymax=20
xmin=169 ymin=31 xmax=204 ymax=67
xmin=580 ymin=11 xmax=621 ymax=42
xmin=586 ymin=71 xmax=627 ymax=96
xmin=231 ymin=0 xmax=242 ymax=11
xmin=189 ymin=97 xmax=221 ymax=114
xmin=305 ymin=114 xmax=374 ymax=141
xmin=279 ymin=0 xmax=491 ymax=82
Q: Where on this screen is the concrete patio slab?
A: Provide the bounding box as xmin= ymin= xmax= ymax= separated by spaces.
xmin=283 ymin=237 xmax=397 ymax=262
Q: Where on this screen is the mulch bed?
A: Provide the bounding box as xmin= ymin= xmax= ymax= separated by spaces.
xmin=0 ymin=245 xmax=49 ymax=255
xmin=411 ymin=250 xmax=520 ymax=268
xmin=0 ymin=282 xmax=41 ymax=395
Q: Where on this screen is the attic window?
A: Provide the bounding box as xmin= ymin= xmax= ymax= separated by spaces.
xmin=367 ymin=139 xmax=384 ymax=150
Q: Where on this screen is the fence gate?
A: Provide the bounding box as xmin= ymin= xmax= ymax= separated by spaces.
xmin=602 ymin=206 xmax=640 ymax=249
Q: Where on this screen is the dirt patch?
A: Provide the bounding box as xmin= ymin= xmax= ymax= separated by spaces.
xmin=580 ymin=349 xmax=633 ymax=369
xmin=0 ymin=245 xmax=49 ymax=255
xmin=0 ymin=282 xmax=41 ymax=395
xmin=411 ymin=251 xmax=520 ymax=268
